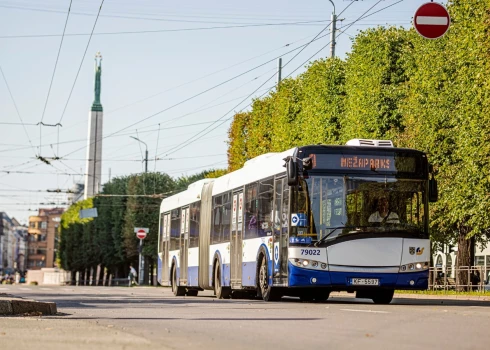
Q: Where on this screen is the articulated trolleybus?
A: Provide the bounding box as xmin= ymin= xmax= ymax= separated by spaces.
xmin=157 ymin=139 xmax=438 ymax=304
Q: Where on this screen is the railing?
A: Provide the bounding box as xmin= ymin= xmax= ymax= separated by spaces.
xmin=429 ymin=265 xmax=489 ymax=292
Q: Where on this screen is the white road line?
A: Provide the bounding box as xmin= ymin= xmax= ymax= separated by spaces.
xmin=340 ymin=309 xmax=390 ymax=314
xmin=40 ymin=288 xmax=52 ymax=291
xmin=416 ymin=16 xmax=448 ymax=26
xmin=0 ymin=287 xmax=8 ymax=290
xmin=19 ymin=287 xmax=31 ymax=291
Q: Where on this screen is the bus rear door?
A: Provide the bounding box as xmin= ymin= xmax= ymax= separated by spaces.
xmin=180 ymin=207 xmax=190 ymax=286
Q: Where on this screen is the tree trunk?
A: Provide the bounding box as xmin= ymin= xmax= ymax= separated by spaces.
xmin=456 ymin=226 xmax=474 ymax=291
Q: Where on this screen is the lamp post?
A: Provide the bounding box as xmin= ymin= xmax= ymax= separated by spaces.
xmin=130 ymin=136 xmax=148 ymax=173
xmin=328 ymin=0 xmax=337 ymax=58
xmin=129 ymin=136 xmax=148 ymax=285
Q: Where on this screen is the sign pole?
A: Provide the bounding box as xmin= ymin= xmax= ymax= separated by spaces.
xmin=138 ymin=239 xmax=144 ymax=285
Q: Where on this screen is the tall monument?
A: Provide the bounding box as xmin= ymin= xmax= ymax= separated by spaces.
xmin=84 ymin=52 xmax=103 ymax=199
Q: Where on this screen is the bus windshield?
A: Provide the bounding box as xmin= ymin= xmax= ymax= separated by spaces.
xmin=290 ymin=176 xmax=428 ymax=243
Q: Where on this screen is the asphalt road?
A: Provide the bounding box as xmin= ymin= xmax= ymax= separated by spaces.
xmin=0 ymin=285 xmax=488 ymax=350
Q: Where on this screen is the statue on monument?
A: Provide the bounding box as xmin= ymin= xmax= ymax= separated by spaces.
xmin=92 ymin=52 xmax=103 ymax=111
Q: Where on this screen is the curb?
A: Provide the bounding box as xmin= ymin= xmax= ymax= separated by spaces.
xmin=0 ymin=294 xmax=57 ymax=316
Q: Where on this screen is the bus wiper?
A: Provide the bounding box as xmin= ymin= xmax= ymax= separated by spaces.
xmin=313 ymin=226 xmax=348 ymax=247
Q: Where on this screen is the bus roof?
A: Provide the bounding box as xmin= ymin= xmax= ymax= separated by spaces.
xmin=160 ymin=148 xmax=295 ymax=213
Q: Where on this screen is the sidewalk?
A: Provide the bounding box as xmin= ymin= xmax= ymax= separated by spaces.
xmin=0 ymin=293 xmax=57 ymax=316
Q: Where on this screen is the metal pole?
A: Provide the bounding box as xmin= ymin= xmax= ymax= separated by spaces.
xmin=328 ymin=0 xmax=336 ymax=59
xmin=277 ymin=58 xmax=282 ymax=87
xmin=145 ymin=149 xmax=148 ymax=173
xmin=330 ymin=12 xmax=336 ymax=58
xmin=138 ymin=239 xmax=144 ymax=285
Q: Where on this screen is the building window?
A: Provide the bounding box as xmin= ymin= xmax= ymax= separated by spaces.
xmin=40 ymin=222 xmax=47 ymax=229
xmin=447 ymin=254 xmax=453 ymax=268
xmin=435 ymin=255 xmax=443 ymax=267
xmin=475 ymin=256 xmax=485 ymax=266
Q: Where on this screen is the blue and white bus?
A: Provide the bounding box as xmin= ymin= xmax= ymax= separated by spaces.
xmin=157 ymin=139 xmax=438 ymax=304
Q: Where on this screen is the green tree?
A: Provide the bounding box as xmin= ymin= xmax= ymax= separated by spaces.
xmin=342 ymin=27 xmax=412 ymax=142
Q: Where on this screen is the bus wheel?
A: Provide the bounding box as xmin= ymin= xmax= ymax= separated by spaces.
xmin=214 ymin=262 xmax=230 ymax=299
xmin=171 ymin=265 xmax=185 ymax=297
xmin=186 ymin=289 xmax=198 ymax=297
xmin=371 ymin=289 xmax=394 ymax=304
xmin=258 ymin=255 xmax=282 ymax=302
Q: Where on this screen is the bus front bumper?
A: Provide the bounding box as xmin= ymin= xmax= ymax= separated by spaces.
xmin=288 ymin=263 xmax=428 ymax=289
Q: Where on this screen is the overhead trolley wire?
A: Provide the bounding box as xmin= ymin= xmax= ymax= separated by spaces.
xmin=158 ymin=0 xmax=396 ymax=157
xmin=154 ymin=1 xmax=360 ymax=158
xmin=39 ymin=0 xmax=73 ymax=125
xmin=0 ymin=19 xmax=333 ymax=39
xmin=56 ymin=0 xmax=105 ymax=126
xmin=0 ymin=66 xmax=37 ymax=157
xmin=57 ymin=26 xmax=334 ymax=161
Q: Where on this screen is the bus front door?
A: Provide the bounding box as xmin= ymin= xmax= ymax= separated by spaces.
xmin=230 ymin=191 xmax=243 ymax=289
xmin=179 ymin=207 xmax=190 ymax=285
xmin=273 ymin=177 xmax=289 ymax=284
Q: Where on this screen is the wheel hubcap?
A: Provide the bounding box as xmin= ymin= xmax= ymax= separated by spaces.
xmin=259 ymin=257 xmax=267 ymax=293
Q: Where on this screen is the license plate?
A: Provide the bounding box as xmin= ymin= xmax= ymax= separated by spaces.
xmin=351 ymin=278 xmax=379 ymax=286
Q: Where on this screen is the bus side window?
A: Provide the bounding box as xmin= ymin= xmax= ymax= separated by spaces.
xmin=245 ymin=183 xmax=258 ymax=239
xmin=258 ymin=178 xmax=274 ymax=237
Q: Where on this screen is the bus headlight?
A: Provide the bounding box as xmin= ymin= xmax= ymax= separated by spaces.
xmin=290 ymin=259 xmax=328 ymax=271
xmin=399 ymin=261 xmax=429 ymax=273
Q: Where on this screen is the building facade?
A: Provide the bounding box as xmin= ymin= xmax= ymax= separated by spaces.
xmin=433 ymin=242 xmax=490 ymax=281
xmin=27 ymin=208 xmax=64 ymax=270
xmin=0 ymin=213 xmax=27 ymax=274
xmin=12 ymin=218 xmax=28 ymax=272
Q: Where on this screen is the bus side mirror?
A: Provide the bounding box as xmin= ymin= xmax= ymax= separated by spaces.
xmin=286 ymin=158 xmax=298 ymax=186
xmin=429 ymin=177 xmax=438 ymax=202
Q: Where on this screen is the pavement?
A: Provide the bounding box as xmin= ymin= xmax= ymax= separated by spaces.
xmin=0 ymin=285 xmax=489 ymax=350
xmin=0 ymin=292 xmax=57 ymax=316
xmin=0 ymin=286 xmax=488 ymax=317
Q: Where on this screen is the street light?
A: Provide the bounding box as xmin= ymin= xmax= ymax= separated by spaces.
xmin=130 ymin=135 xmax=149 ymax=285
xmin=130 ymin=136 xmax=148 ymax=173
xmin=328 ymin=0 xmax=337 ymax=59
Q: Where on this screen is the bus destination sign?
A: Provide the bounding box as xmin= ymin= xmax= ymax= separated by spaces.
xmin=309 ymin=153 xmax=417 ymax=173
xmin=340 ymin=156 xmax=392 ymax=170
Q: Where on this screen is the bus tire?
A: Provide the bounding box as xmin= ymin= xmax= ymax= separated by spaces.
xmin=371 ymin=289 xmax=394 ymax=304
xmin=171 ymin=265 xmax=185 ymax=297
xmin=257 ymin=254 xmax=282 ymax=302
xmin=214 ymin=262 xmax=230 ymax=299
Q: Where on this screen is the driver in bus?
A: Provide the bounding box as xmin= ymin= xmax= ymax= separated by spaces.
xmin=368 ymin=196 xmax=399 ymax=224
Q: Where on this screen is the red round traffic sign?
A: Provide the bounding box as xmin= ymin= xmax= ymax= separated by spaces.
xmin=414 ymin=2 xmax=450 ymax=39
xmin=136 ymin=229 xmax=147 ymax=239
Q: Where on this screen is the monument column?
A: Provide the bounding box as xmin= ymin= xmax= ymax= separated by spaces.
xmin=84 ymin=52 xmax=103 ymax=199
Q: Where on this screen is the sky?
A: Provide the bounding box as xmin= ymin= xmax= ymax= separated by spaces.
xmin=0 ymin=0 xmax=446 ymax=223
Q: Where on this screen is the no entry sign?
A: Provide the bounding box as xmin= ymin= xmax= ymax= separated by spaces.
xmin=134 ymin=227 xmax=149 ymax=239
xmin=414 ymin=2 xmax=450 ymax=39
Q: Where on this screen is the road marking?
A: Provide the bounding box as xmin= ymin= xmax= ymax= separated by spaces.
xmin=40 ymin=288 xmax=52 ymax=291
xmin=0 ymin=287 xmax=8 ymax=290
xmin=19 ymin=287 xmax=31 ymax=291
xmin=340 ymin=309 xmax=390 ymax=314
